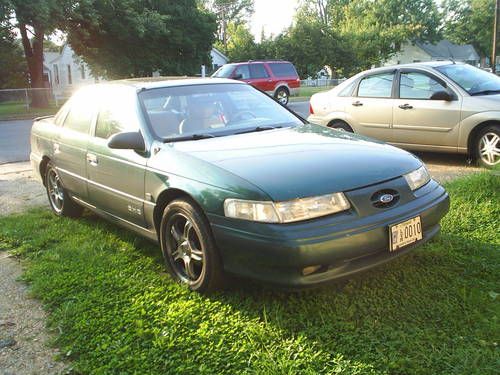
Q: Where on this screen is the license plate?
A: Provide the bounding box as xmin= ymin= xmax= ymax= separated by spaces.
xmin=389 ymin=216 xmax=423 ymax=251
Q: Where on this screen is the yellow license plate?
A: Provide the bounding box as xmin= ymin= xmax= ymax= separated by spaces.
xmin=389 ymin=216 xmax=423 ymax=251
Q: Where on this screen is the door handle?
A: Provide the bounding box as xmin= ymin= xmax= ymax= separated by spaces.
xmin=398 ymin=103 xmax=413 ymax=110
xmin=86 ymin=153 xmax=98 ymax=166
xmin=352 ymin=101 xmax=363 ymax=107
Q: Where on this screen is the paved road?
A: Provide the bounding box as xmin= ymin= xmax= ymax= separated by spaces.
xmin=288 ymin=101 xmax=309 ymax=118
xmin=0 ymin=120 xmax=33 ymax=164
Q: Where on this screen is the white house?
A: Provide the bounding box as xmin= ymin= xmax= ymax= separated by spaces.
xmin=385 ymin=40 xmax=480 ymax=67
xmin=210 ymin=47 xmax=228 ymax=71
xmin=43 ymin=44 xmax=97 ymax=97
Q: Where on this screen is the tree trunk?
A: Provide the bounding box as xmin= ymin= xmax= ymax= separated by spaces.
xmin=19 ymin=23 xmax=48 ymax=108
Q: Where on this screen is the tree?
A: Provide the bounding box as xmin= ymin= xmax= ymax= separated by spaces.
xmin=442 ymin=0 xmax=495 ymax=60
xmin=0 ymin=27 xmax=28 ymax=88
xmin=203 ymin=0 xmax=254 ymax=51
xmin=220 ymin=22 xmax=257 ymax=61
xmin=65 ymin=0 xmax=216 ymax=78
xmin=0 ymin=0 xmax=64 ymax=107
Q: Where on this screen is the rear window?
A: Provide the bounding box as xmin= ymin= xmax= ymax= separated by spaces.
xmin=269 ymin=63 xmax=298 ymax=78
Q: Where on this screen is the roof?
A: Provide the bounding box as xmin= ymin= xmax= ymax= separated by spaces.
xmin=226 ymin=60 xmax=293 ymax=66
xmin=416 ymin=40 xmax=480 ymax=61
xmin=211 ymin=47 xmax=228 ymax=62
xmin=86 ymin=77 xmax=243 ymax=91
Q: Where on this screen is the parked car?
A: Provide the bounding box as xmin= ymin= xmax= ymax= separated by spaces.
xmin=308 ymin=62 xmax=500 ymax=168
xmin=31 ymin=78 xmax=449 ymax=292
xmin=212 ymin=60 xmax=300 ymax=105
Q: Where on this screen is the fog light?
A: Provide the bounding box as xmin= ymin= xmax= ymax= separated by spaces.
xmin=302 ymin=265 xmax=322 ymax=276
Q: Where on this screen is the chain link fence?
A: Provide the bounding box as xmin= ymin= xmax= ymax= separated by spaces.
xmin=300 ymin=78 xmax=346 ymax=87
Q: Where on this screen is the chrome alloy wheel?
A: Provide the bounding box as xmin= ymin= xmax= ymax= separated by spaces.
xmin=479 ymin=131 xmax=500 ymax=166
xmin=47 ymin=168 xmax=64 ymax=213
xmin=166 ymin=213 xmax=205 ymax=283
xmin=276 ymin=89 xmax=289 ymax=105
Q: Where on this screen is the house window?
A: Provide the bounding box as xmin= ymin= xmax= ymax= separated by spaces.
xmin=67 ymin=64 xmax=72 ymax=85
xmin=81 ymin=64 xmax=86 ymax=79
xmin=53 ymin=64 xmax=59 ymax=85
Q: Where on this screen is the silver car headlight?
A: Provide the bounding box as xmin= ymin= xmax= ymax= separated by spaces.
xmin=224 ymin=192 xmax=350 ymax=223
xmin=404 ymin=165 xmax=430 ymax=191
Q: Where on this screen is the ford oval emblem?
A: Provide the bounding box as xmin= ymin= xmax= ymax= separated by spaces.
xmin=379 ymin=194 xmax=394 ymax=204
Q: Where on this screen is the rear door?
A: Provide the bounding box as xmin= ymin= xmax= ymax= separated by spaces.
xmin=347 ymin=71 xmax=395 ymax=141
xmin=248 ymin=63 xmax=274 ymax=92
xmin=55 ymin=91 xmax=97 ymax=201
xmin=86 ymin=88 xmax=148 ymax=226
xmin=391 ymin=69 xmax=462 ymax=149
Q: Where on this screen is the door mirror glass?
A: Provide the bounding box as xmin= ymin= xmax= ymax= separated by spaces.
xmin=107 ymin=131 xmax=145 ymax=151
xmin=430 ymin=90 xmax=453 ymax=101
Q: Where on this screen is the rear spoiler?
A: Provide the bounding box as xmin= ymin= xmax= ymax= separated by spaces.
xmin=33 ymin=115 xmax=54 ymax=122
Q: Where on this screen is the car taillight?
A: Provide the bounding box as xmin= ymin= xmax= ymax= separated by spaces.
xmin=309 ymin=103 xmax=314 ymax=114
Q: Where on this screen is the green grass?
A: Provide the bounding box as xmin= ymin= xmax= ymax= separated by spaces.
xmin=0 ymin=173 xmax=499 ymax=374
xmin=290 ymin=86 xmax=334 ymax=102
xmin=0 ymin=101 xmax=60 ymax=121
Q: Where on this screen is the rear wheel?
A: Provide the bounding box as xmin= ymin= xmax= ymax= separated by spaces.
xmin=45 ymin=163 xmax=83 ymax=217
xmin=160 ymin=198 xmax=225 ymax=293
xmin=328 ymin=120 xmax=354 ymax=133
xmin=274 ymin=87 xmax=289 ymax=105
xmin=474 ymin=125 xmax=499 ymax=168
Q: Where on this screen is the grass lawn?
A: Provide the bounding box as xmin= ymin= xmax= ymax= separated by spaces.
xmin=0 ymin=173 xmax=498 ymax=374
xmin=0 ymin=102 xmax=60 ymax=121
xmin=290 ymin=86 xmax=334 ymax=102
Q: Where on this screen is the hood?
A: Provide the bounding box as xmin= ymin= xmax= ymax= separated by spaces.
xmin=171 ymin=124 xmax=422 ymax=201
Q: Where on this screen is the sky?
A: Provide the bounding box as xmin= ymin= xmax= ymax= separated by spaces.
xmin=250 ymin=0 xmax=300 ymax=41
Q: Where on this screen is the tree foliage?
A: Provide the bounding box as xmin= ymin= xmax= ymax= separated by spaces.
xmin=0 ymin=27 xmax=28 ymax=88
xmin=442 ymin=0 xmax=495 ymax=58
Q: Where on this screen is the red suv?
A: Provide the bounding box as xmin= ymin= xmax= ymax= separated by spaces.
xmin=212 ymin=60 xmax=300 ymax=105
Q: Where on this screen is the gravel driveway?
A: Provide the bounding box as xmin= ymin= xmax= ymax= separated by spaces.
xmin=0 ymin=155 xmax=484 ymax=374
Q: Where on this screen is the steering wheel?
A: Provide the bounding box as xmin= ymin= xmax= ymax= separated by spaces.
xmin=231 ymin=111 xmax=257 ymax=122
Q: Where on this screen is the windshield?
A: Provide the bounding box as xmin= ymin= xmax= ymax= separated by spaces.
xmin=435 ymin=64 xmax=500 ymax=95
xmin=139 ymin=83 xmax=303 ymax=140
xmin=212 ymin=64 xmax=236 ymax=78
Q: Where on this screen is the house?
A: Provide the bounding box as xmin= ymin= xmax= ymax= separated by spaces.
xmin=43 ymin=44 xmax=97 ymax=97
xmin=210 ymin=47 xmax=229 ymax=71
xmin=385 ymin=40 xmax=480 ymax=66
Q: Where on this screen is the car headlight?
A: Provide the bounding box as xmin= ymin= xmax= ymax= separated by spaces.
xmin=224 ymin=192 xmax=350 ymax=223
xmin=404 ymin=165 xmax=430 ymax=191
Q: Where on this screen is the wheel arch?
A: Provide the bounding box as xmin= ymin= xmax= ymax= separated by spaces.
xmin=273 ymin=84 xmax=290 ymax=97
xmin=326 ymin=119 xmax=353 ymax=130
xmin=467 ymin=120 xmax=500 ymax=156
xmin=39 ymin=156 xmax=51 ymax=186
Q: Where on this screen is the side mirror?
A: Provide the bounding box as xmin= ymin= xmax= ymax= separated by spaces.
xmin=430 ymin=91 xmax=453 ymax=101
xmin=108 ymin=131 xmax=145 ymax=151
xmin=232 ymin=73 xmax=243 ymax=80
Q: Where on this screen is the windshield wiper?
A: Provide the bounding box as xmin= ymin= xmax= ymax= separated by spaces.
xmin=470 ymin=89 xmax=500 ymax=96
xmin=162 ymin=133 xmax=215 ymax=143
xmin=236 ymin=125 xmax=282 ymax=135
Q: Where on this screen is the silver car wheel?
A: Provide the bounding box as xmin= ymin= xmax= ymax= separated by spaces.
xmin=47 ymin=168 xmax=64 ymax=213
xmin=479 ymin=132 xmax=500 ymax=166
xmin=276 ymin=89 xmax=288 ymax=105
xmin=167 ymin=213 xmax=205 ymax=284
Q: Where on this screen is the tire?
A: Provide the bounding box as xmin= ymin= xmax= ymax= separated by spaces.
xmin=473 ymin=125 xmax=500 ymax=168
xmin=45 ymin=162 xmax=83 ymax=217
xmin=328 ymin=120 xmax=354 ymax=133
xmin=160 ymin=198 xmax=225 ymax=293
xmin=274 ymin=87 xmax=289 ymax=105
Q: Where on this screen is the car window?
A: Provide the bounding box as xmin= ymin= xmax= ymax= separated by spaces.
xmin=400 ymin=72 xmax=447 ymax=99
xmin=211 ymin=64 xmax=236 ymax=78
xmin=357 ymin=73 xmax=394 ymax=98
xmin=435 ymin=63 xmax=500 ymax=95
xmin=268 ymin=63 xmax=298 ymax=77
xmin=95 ymin=92 xmax=140 ymax=139
xmin=234 ymin=65 xmax=250 ymax=79
xmin=63 ymin=95 xmax=95 ymax=134
xmin=249 ymin=64 xmax=269 ymax=79
xmin=338 ymin=80 xmax=356 ymax=97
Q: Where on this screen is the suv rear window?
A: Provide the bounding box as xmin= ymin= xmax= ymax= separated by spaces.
xmin=269 ymin=63 xmax=298 ymax=78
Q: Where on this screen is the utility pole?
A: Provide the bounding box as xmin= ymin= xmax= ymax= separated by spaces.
xmin=493 ymin=0 xmax=499 ymax=73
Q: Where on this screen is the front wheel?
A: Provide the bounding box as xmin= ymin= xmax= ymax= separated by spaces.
xmin=474 ymin=125 xmax=499 ymax=168
xmin=274 ymin=87 xmax=289 ymax=105
xmin=160 ymin=198 xmax=225 ymax=293
xmin=45 ymin=163 xmax=83 ymax=217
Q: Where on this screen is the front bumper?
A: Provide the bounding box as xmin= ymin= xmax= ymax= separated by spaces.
xmin=209 ymin=179 xmax=450 ymax=287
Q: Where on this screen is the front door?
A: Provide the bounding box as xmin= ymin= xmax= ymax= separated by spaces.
xmin=86 ymin=90 xmax=147 ymax=226
xmin=391 ymin=70 xmax=462 ymax=149
xmin=248 ymin=63 xmax=274 ymax=93
xmin=347 ymin=71 xmax=395 ymax=142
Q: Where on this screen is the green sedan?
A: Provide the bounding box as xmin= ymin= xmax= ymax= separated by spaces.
xmin=30 ymin=78 xmax=449 ymax=292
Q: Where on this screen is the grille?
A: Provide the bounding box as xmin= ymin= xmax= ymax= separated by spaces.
xmin=370 ymin=189 xmax=400 ymax=209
